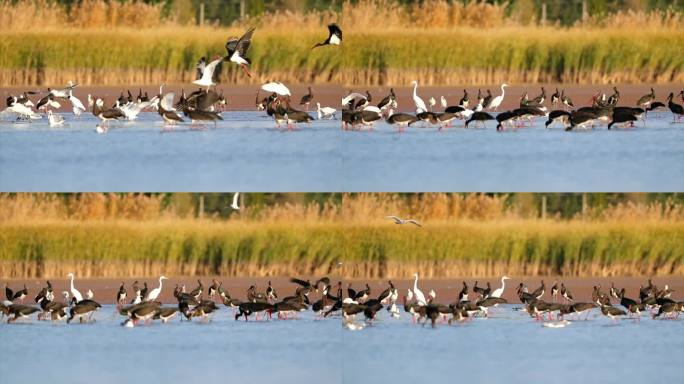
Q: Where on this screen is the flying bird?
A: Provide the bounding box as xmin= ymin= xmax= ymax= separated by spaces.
xmin=385 ymin=216 xmax=422 ymax=227
xmin=313 ymin=24 xmax=342 ymax=49
xmin=231 ymin=193 xmax=240 ymax=210
xmin=225 ymin=27 xmax=255 ymax=77
xmin=193 ymin=56 xmax=222 ymax=90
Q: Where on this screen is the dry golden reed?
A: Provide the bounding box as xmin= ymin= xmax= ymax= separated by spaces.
xmin=0 ymin=1 xmax=681 ymax=86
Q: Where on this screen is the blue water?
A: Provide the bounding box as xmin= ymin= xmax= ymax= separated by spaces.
xmin=0 ymin=111 xmax=682 ymax=191
xmin=1 ymin=304 xmax=682 ymax=384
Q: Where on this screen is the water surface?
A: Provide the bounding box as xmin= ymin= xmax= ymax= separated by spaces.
xmin=0 ymin=111 xmax=682 ymax=191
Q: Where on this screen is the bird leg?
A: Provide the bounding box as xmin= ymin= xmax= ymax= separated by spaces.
xmin=241 ymin=64 xmax=252 ymax=78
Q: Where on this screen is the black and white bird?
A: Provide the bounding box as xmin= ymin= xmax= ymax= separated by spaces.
xmin=225 ymin=27 xmax=255 ymax=77
xmin=312 ymin=24 xmax=342 ymax=49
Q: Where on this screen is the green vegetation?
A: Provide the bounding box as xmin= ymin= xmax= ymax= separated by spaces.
xmin=1 ymin=220 xmax=681 ymax=279
xmin=1 ymin=193 xmax=682 ymax=279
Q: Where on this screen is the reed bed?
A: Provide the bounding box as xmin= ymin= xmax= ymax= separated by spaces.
xmin=1 ymin=194 xmax=682 ymax=279
xmin=0 ymin=1 xmax=681 ymax=86
xmin=0 ymin=220 xmax=681 ymax=279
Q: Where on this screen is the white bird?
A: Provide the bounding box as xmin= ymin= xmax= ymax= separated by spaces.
xmin=146 ymin=276 xmax=167 ymax=302
xmin=47 ymin=111 xmax=64 ymax=127
xmin=6 ymin=98 xmax=41 ymax=120
xmin=440 ymin=96 xmax=447 ymax=109
xmin=490 ymin=276 xmax=510 ymax=298
xmin=428 ymin=96 xmax=436 ymax=111
xmin=62 ymin=291 xmax=70 ymax=304
xmin=261 ymin=82 xmax=291 ymax=97
xmin=67 ymin=272 xmax=83 ymax=303
xmin=230 ymin=192 xmax=240 ymax=210
xmin=193 ymin=57 xmax=222 ymax=90
xmin=428 ymin=289 xmax=436 ymax=301
xmin=411 ymin=80 xmax=427 ymax=114
xmin=316 ymin=102 xmax=336 ymax=119
xmin=412 ymin=273 xmax=427 ymax=306
xmin=86 ymin=289 xmax=94 ymax=300
xmin=385 ymin=215 xmax=422 ymax=227
xmin=68 ymin=90 xmax=86 ymax=116
xmin=489 ymin=83 xmax=508 ymax=111
xmin=341 ymin=92 xmax=367 ymax=107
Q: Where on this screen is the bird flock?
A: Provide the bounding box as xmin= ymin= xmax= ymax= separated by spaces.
xmin=342 ymin=83 xmax=684 ymax=132
xmin=3 ymin=22 xmax=682 ymax=134
xmin=2 ymin=274 xmax=681 ymax=330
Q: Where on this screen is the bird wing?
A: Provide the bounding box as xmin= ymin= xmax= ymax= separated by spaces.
xmin=235 ymin=27 xmax=255 ymax=57
xmin=289 ymin=278 xmax=310 ymax=287
xmin=261 ymin=82 xmax=291 ymax=96
xmin=406 ymin=220 xmax=422 ymax=227
xmin=160 ymin=92 xmax=176 ymax=111
xmin=69 ymin=94 xmax=85 ymax=111
xmin=200 ymin=58 xmax=222 ymax=83
xmin=384 ymin=216 xmax=400 ymax=223
xmin=232 ymin=192 xmax=239 ymax=206
xmin=328 ymin=24 xmax=342 ymax=40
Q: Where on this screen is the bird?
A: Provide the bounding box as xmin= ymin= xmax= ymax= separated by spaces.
xmin=608 ymin=109 xmax=639 ymax=130
xmin=230 ymin=192 xmax=240 ymax=210
xmin=224 ymin=26 xmax=255 ymax=77
xmin=116 ymin=282 xmax=127 ymax=306
xmin=667 ymin=92 xmax=683 ymax=122
xmin=316 ymin=102 xmax=336 ymax=119
xmin=157 ymin=91 xmax=183 ymax=125
xmin=550 ymin=88 xmax=560 ymax=107
xmin=561 ymin=283 xmax=574 ymax=303
xmin=459 ymin=89 xmax=470 ymax=108
xmin=312 ymin=24 xmax=342 ymax=49
xmin=193 ymin=56 xmax=222 ymax=90
xmin=47 ymin=111 xmax=64 ymax=127
xmin=412 ymin=273 xmax=427 ymax=306
xmin=428 ymin=96 xmax=436 ymax=111
xmin=600 ymin=304 xmax=626 ymax=322
xmin=488 ymin=83 xmax=508 ymax=111
xmin=490 ymin=276 xmax=510 ymax=298
xmin=86 ymin=289 xmax=94 ymax=300
xmin=561 ymin=90 xmax=574 ymax=110
xmin=637 ymin=88 xmax=655 ymax=107
xmin=261 ymin=82 xmax=291 ymax=97
xmin=146 ymin=276 xmax=168 ymax=302
xmin=385 ymin=216 xmax=422 ymax=227
xmin=440 ymin=96 xmax=447 ymax=109
xmin=68 ymin=90 xmax=86 ymax=116
xmin=411 ymin=80 xmax=428 ymax=114
xmin=67 ymin=273 xmax=83 ymax=303
xmin=545 ymin=110 xmax=571 ymax=128
xmin=465 ymin=111 xmax=494 ymax=128
xmin=299 ymin=87 xmax=314 ymax=111
xmin=385 ymin=113 xmax=419 ymax=131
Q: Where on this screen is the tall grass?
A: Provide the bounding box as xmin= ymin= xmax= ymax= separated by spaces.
xmin=0 ymin=1 xmax=681 ymax=86
xmin=0 ymin=220 xmax=681 ymax=279
xmin=1 ymin=193 xmax=682 ymax=279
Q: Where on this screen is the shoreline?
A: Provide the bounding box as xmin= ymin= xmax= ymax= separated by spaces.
xmin=5 ymin=275 xmax=683 ymax=305
xmin=3 ymin=83 xmax=682 ymax=112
